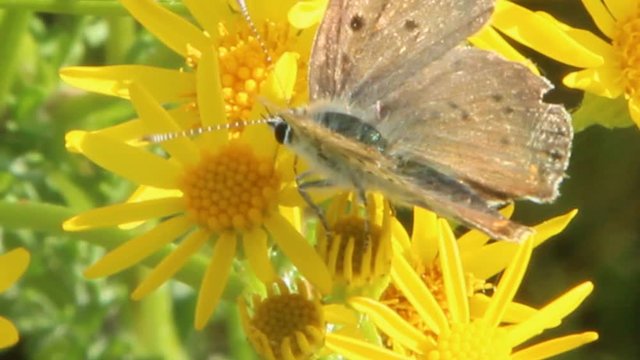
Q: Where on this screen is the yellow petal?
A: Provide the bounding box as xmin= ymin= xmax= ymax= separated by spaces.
xmin=196 ymin=48 xmax=227 ymax=139
xmin=512 ymin=331 xmax=598 ymax=359
xmin=59 ymin=66 xmax=196 ymax=102
xmin=492 ymin=1 xmax=603 ymax=68
xmin=243 ymin=227 xmax=277 ymax=283
xmin=463 ymin=210 xmax=577 ymax=280
xmin=506 ymin=282 xmax=594 ymax=347
xmin=132 ymin=229 xmax=210 ymax=300
xmin=391 ymin=217 xmax=411 ymax=254
xmin=63 ymin=197 xmax=184 ymax=231
xmin=410 ymin=207 xmax=439 ymax=266
xmin=469 ymin=294 xmax=554 ymax=326
xmin=0 ymin=248 xmax=30 ymax=293
xmin=0 ymin=316 xmax=19 ymax=349
xmin=323 ymin=304 xmax=359 ymax=326
xmin=73 ymin=131 xmax=182 ymax=189
xmin=182 ymin=0 xmax=225 ymax=39
xmin=195 ymin=232 xmax=237 ymax=329
xmin=581 ymin=0 xmax=616 ymax=38
xmin=84 ymin=215 xmax=192 ymax=278
xmin=129 ymin=82 xmax=200 ymax=166
xmin=240 ymin=122 xmax=277 ymax=159
xmin=265 ymin=213 xmax=332 ymax=294
xmin=263 ymin=51 xmax=298 ymax=105
xmin=628 ymin=96 xmax=640 ymax=127
xmin=482 ymin=238 xmax=532 ymax=328
xmin=349 ymin=297 xmax=432 ymax=354
xmin=469 ymin=27 xmax=540 ymax=75
xmin=563 ymin=67 xmax=625 ymax=98
xmin=604 ymin=0 xmax=636 ymax=22
xmin=437 ymin=220 xmax=469 ymax=324
xmin=390 ymin=245 xmax=448 ymax=334
xmin=120 ymin=0 xmax=210 ymax=57
xmin=325 ymin=333 xmax=408 ymax=360
xmin=457 ymin=204 xmax=514 ymax=252
xmin=288 ymin=0 xmax=328 ymax=29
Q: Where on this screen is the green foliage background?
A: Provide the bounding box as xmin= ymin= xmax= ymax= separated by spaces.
xmin=0 ymin=0 xmax=637 ymax=359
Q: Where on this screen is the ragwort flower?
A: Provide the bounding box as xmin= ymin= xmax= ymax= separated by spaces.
xmin=326 ymin=219 xmax=598 ymax=359
xmin=61 ymin=0 xmax=314 ymax=145
xmin=64 ymin=81 xmax=331 ymax=329
xmin=485 ymin=0 xmax=640 ymax=129
xmin=0 ymin=247 xmax=30 ymax=349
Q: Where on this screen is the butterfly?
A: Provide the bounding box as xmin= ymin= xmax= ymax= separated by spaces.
xmin=271 ymin=0 xmax=572 ymax=241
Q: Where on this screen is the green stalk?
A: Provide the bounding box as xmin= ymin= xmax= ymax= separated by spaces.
xmin=0 ymin=9 xmax=31 ymax=116
xmin=0 ymin=0 xmax=187 ymax=16
xmin=130 ymin=269 xmax=188 ymax=360
xmin=0 ymin=201 xmax=245 ymax=301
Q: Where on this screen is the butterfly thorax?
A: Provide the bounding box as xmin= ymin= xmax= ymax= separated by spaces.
xmin=276 ymin=103 xmax=394 ymax=189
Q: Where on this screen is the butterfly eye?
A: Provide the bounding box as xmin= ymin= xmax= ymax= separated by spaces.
xmin=267 ymin=117 xmax=292 ymax=144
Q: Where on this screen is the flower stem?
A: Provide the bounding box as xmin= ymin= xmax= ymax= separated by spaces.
xmin=0 ymin=201 xmax=245 ymax=300
xmin=0 ymin=9 xmax=31 ymax=116
xmin=0 ymin=0 xmax=187 ymax=16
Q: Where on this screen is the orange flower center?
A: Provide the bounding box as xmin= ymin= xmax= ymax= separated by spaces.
xmin=243 ymin=281 xmax=325 ymax=360
xmin=179 ymin=141 xmax=280 ymax=232
xmin=426 ymin=321 xmax=510 ymax=360
xmin=614 ymin=9 xmax=640 ymax=98
xmin=217 ymin=20 xmax=303 ymax=123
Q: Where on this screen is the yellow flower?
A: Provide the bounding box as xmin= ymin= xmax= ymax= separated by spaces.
xmin=60 ymin=0 xmax=314 ymax=146
xmin=484 ymin=0 xmax=640 ymax=128
xmin=239 ymin=277 xmax=372 ymax=360
xmin=316 ymin=192 xmax=393 ymax=298
xmin=324 ymin=219 xmax=597 ymax=359
xmin=64 ymin=81 xmax=332 ymax=329
xmin=0 ymin=247 xmax=30 ymax=349
xmin=239 ymin=279 xmax=326 ymax=360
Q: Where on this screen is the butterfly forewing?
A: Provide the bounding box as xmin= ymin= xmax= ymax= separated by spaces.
xmin=375 ymin=47 xmax=572 ymax=202
xmin=280 ymin=0 xmax=573 ymax=241
xmin=309 ymin=0 xmax=494 ymax=102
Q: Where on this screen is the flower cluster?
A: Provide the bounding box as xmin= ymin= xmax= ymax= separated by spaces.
xmin=7 ymin=0 xmax=605 ymax=358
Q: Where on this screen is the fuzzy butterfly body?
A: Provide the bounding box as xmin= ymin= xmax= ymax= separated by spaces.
xmin=272 ymin=0 xmax=572 ymax=241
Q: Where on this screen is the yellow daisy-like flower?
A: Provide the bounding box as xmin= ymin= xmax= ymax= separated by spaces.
xmin=483 ymin=0 xmax=640 ymax=128
xmin=64 ymin=81 xmax=332 ymax=329
xmin=60 ymin=0 xmax=314 ymax=144
xmin=0 ymin=247 xmax=30 ymax=349
xmin=316 ymin=192 xmax=393 ymax=298
xmin=239 ymin=279 xmax=326 ymax=360
xmin=239 ymin=277 xmax=374 ymax=360
xmin=325 ymin=220 xmax=597 ymax=359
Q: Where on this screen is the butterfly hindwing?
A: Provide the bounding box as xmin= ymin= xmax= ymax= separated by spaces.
xmin=375 ymin=46 xmax=572 ymax=202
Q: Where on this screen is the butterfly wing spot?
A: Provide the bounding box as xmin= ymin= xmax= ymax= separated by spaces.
xmin=500 ymin=136 xmax=511 ymax=146
xmin=404 ymin=19 xmax=419 ymax=31
xmin=502 ymin=106 xmax=515 ymax=115
xmin=491 ymin=93 xmax=504 ymax=103
xmin=350 ymin=14 xmax=365 ymax=31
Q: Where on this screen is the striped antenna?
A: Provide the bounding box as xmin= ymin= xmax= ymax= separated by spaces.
xmin=236 ymin=0 xmax=272 ymax=64
xmin=142 ymin=118 xmax=271 ymax=143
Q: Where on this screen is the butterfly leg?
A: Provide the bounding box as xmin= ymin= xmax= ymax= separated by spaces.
xmin=354 ymin=186 xmax=374 ymax=248
xmin=294 ymin=157 xmax=333 ymax=234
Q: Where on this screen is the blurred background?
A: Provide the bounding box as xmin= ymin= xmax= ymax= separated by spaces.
xmin=0 ymin=0 xmax=638 ymax=359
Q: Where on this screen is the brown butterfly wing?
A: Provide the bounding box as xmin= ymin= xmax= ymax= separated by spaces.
xmin=376 ymin=46 xmax=572 ymax=202
xmin=309 ymin=0 xmax=494 ymax=102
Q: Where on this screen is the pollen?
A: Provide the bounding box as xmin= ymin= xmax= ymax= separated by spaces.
xmin=614 ymin=9 xmax=640 ymax=99
xmin=179 ymin=141 xmax=280 ymax=233
xmin=426 ymin=321 xmax=510 ymax=360
xmin=217 ymin=20 xmax=303 ymax=123
xmin=381 ymin=262 xmax=489 ymax=350
xmin=239 ymin=280 xmax=325 ymax=360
